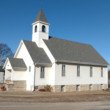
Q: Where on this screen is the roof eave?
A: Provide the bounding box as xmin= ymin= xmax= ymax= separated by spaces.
xmin=13 ymin=67 xmax=27 ymax=71
xmin=35 ymin=63 xmax=52 ymax=67
xmin=56 ymin=60 xmax=109 ymax=67
xmin=32 ymin=21 xmax=49 ymax=25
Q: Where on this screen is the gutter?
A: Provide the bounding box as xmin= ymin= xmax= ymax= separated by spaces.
xmin=13 ymin=67 xmax=27 ymax=71
xmin=35 ymin=62 xmax=52 ymax=67
xmin=33 ymin=64 xmax=36 ymax=91
xmin=56 ymin=60 xmax=109 ymax=67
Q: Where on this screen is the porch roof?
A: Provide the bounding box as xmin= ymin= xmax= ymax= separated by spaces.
xmin=9 ymin=58 xmax=27 ymax=71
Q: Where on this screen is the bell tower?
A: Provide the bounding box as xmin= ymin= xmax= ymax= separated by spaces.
xmin=32 ymin=9 xmax=49 ymax=46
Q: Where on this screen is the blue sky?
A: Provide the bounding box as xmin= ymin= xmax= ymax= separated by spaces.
xmin=0 ymin=0 xmax=110 ymax=67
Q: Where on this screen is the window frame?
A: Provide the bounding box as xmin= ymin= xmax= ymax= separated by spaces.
xmin=40 ymin=66 xmax=45 ymax=78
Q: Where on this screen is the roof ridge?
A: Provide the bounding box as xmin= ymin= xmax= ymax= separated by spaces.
xmin=48 ymin=36 xmax=91 ymax=46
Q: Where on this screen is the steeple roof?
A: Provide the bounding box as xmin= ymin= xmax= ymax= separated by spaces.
xmin=34 ymin=9 xmax=48 ymax=23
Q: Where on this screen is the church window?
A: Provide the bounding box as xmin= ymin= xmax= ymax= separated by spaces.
xmin=101 ymin=67 xmax=103 ymax=77
xmin=40 ymin=66 xmax=45 ymax=78
xmin=77 ymin=65 xmax=80 ymax=77
xmin=42 ymin=25 xmax=46 ymax=32
xmin=62 ymin=64 xmax=65 ymax=76
xmin=90 ymin=66 xmax=93 ymax=77
xmin=35 ymin=25 xmax=37 ymax=32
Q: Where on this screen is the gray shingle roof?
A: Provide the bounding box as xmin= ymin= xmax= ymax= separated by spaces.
xmin=23 ymin=40 xmax=51 ymax=66
xmin=9 ymin=58 xmax=27 ymax=70
xmin=34 ymin=9 xmax=48 ymax=23
xmin=44 ymin=37 xmax=108 ymax=66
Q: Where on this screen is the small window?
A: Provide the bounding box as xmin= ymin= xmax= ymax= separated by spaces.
xmin=101 ymin=67 xmax=103 ymax=77
xmin=40 ymin=66 xmax=45 ymax=78
xmin=77 ymin=65 xmax=80 ymax=77
xmin=35 ymin=25 xmax=37 ymax=32
xmin=101 ymin=84 xmax=103 ymax=89
xmin=89 ymin=84 xmax=92 ymax=90
xmin=61 ymin=85 xmax=65 ymax=92
xmin=76 ymin=85 xmax=80 ymax=91
xmin=97 ymin=84 xmax=100 ymax=89
xmin=90 ymin=66 xmax=93 ymax=77
xmin=62 ymin=64 xmax=65 ymax=76
xmin=29 ymin=66 xmax=31 ymax=72
xmin=42 ymin=25 xmax=46 ymax=32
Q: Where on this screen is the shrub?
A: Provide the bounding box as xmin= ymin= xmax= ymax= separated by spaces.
xmin=39 ymin=88 xmax=46 ymax=92
xmin=44 ymin=85 xmax=53 ymax=92
xmin=1 ymin=85 xmax=5 ymax=91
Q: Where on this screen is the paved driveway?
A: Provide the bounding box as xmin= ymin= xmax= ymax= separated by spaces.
xmin=0 ymin=101 xmax=110 ymax=110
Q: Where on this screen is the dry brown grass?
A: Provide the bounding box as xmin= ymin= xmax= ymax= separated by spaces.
xmin=0 ymin=90 xmax=110 ymax=103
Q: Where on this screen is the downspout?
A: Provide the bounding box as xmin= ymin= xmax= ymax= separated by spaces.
xmin=33 ymin=64 xmax=36 ymax=91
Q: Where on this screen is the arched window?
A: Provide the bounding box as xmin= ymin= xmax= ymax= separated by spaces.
xmin=42 ymin=25 xmax=46 ymax=32
xmin=35 ymin=25 xmax=37 ymax=32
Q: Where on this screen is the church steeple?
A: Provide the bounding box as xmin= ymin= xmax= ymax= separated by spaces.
xmin=34 ymin=9 xmax=48 ymax=23
xmin=32 ymin=9 xmax=49 ymax=47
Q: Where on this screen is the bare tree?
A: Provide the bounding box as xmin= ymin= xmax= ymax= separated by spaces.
xmin=0 ymin=43 xmax=13 ymax=66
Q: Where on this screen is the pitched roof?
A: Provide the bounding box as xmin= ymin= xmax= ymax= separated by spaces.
xmin=23 ymin=40 xmax=51 ymax=66
xmin=9 ymin=58 xmax=27 ymax=71
xmin=34 ymin=9 xmax=48 ymax=23
xmin=44 ymin=37 xmax=108 ymax=66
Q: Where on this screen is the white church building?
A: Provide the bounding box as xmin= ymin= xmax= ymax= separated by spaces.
xmin=4 ymin=9 xmax=108 ymax=92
